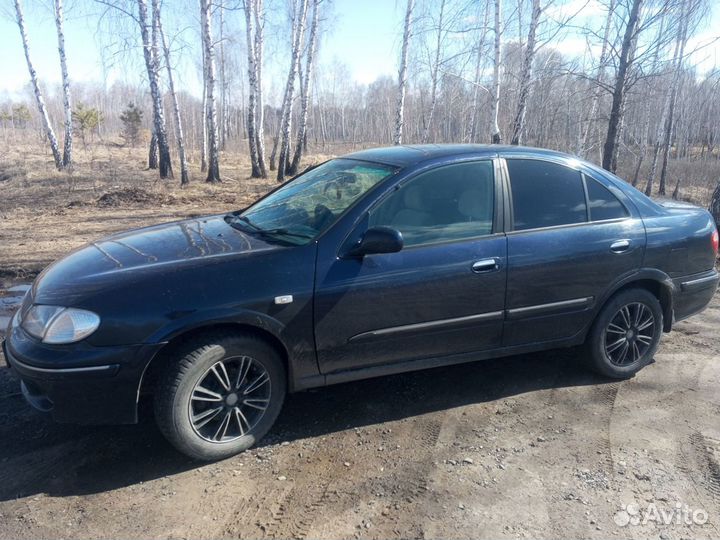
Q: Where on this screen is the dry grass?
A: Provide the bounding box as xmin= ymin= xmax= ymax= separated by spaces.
xmin=2 ymin=139 xmax=718 ymax=281
xmin=0 ymin=140 xmax=336 ymax=279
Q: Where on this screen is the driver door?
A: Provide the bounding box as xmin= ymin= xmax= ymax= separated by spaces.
xmin=313 ymin=160 xmax=507 ymax=375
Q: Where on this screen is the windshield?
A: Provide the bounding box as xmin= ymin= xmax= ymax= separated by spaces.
xmin=231 ymin=159 xmax=397 ymax=245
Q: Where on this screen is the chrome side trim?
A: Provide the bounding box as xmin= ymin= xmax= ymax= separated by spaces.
xmin=10 ymin=355 xmax=117 ymax=375
xmin=349 ymin=310 xmax=504 ymax=343
xmin=506 ymin=296 xmax=594 ymax=319
xmin=681 ymin=272 xmax=719 ymax=292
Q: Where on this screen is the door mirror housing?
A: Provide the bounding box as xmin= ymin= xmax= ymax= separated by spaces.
xmin=346 ymin=226 xmax=404 ymax=257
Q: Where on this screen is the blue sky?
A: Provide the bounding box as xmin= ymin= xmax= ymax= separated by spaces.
xmin=1 ymin=0 xmax=718 ymax=102
xmin=0 ymin=0 xmax=403 ymax=100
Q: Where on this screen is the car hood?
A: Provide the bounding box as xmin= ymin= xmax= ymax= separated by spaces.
xmin=31 ymin=214 xmax=283 ymax=304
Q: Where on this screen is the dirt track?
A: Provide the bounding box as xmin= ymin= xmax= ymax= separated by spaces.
xmin=1 ymin=281 xmax=719 ymax=539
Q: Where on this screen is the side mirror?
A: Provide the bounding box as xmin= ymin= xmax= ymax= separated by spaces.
xmin=346 ymin=226 xmax=404 ymax=257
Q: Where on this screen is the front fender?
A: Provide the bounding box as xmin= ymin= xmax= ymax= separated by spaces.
xmin=145 ymin=307 xmax=287 ymax=345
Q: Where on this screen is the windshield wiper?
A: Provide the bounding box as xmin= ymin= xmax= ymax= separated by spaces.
xmin=225 ymin=214 xmax=313 ymax=240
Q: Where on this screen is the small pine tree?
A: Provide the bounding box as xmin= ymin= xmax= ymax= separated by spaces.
xmin=72 ymin=103 xmax=104 ymax=148
xmin=120 ymin=102 xmax=143 ymax=147
xmin=12 ymin=104 xmax=31 ymax=128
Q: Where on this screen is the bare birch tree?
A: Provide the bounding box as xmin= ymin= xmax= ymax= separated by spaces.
xmin=254 ymin=0 xmax=267 ymax=176
xmin=601 ymin=0 xmax=643 ymax=171
xmin=137 ymin=0 xmax=173 ymax=178
xmin=393 ymin=0 xmax=415 ymax=145
xmin=201 ymin=0 xmax=220 ymax=182
xmin=510 ymin=0 xmax=541 ymax=145
xmin=276 ymin=0 xmax=309 ymax=182
xmin=54 ymin=0 xmax=73 ymax=168
xmin=491 ymin=0 xmax=503 ymax=144
xmin=289 ymin=0 xmax=320 ymax=175
xmin=244 ymin=0 xmax=266 ymax=177
xmin=579 ymin=0 xmax=615 ymax=158
xmin=156 ymin=0 xmax=189 ymax=185
xmin=14 ymin=0 xmax=63 ymax=170
xmin=421 ymin=0 xmax=446 ymax=143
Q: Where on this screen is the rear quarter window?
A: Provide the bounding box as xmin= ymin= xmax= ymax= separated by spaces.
xmin=584 ymin=175 xmax=629 ymax=221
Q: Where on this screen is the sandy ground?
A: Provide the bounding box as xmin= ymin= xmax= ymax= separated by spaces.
xmin=1 ymin=144 xmax=719 ymax=539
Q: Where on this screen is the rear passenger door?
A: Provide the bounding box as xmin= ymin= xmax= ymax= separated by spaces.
xmin=502 ymin=157 xmax=645 ymax=347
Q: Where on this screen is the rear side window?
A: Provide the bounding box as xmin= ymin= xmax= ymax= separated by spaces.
xmin=507 ymin=159 xmax=587 ymax=231
xmin=584 ymin=175 xmax=629 ymax=221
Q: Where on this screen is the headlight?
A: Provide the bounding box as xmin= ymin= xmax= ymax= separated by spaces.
xmin=21 ymin=306 xmax=101 ymax=344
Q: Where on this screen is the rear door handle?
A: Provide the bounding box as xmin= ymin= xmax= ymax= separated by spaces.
xmin=472 ymin=258 xmax=499 ymax=273
xmin=610 ymin=239 xmax=631 ymax=253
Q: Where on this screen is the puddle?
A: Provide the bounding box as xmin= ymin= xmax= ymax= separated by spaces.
xmin=0 ymin=283 xmax=29 ymax=336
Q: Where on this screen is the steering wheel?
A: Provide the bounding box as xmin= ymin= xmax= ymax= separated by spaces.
xmin=313 ymin=204 xmax=335 ymax=231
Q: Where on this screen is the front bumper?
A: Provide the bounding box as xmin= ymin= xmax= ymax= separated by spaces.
xmin=2 ymin=326 xmax=164 ymax=425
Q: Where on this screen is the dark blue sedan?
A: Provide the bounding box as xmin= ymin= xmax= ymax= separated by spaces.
xmin=3 ymin=145 xmax=719 ymax=460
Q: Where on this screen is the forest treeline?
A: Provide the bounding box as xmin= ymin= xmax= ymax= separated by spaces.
xmin=5 ymin=0 xmax=720 ymax=203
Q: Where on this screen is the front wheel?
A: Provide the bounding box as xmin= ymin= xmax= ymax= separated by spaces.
xmin=154 ymin=332 xmax=286 ymax=461
xmin=585 ymin=288 xmax=663 ymax=379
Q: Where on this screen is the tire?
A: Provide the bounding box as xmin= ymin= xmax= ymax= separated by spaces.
xmin=154 ymin=331 xmax=286 ymax=461
xmin=585 ymin=288 xmax=663 ymax=379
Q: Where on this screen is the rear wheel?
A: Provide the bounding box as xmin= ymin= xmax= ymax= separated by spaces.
xmin=154 ymin=332 xmax=286 ymax=461
xmin=585 ymin=288 xmax=663 ymax=378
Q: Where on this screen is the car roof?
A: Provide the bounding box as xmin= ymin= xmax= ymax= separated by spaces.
xmin=344 ymin=144 xmax=575 ymax=167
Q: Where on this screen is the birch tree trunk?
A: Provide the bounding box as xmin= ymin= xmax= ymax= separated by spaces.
xmin=149 ymin=129 xmax=159 ymax=168
xmin=54 ymin=0 xmax=73 ymax=168
xmin=466 ymin=3 xmax=490 ymax=143
xmin=219 ymin=0 xmax=228 ymax=150
xmin=201 ymin=50 xmax=208 ymax=172
xmin=277 ymin=0 xmax=309 ymax=182
xmin=254 ymin=0 xmax=267 ymax=176
xmin=645 ymin=5 xmax=687 ymax=196
xmin=289 ymin=0 xmax=320 ymax=175
xmin=244 ymin=0 xmax=265 ymax=177
xmin=510 ymin=0 xmax=541 ymax=145
xmin=137 ymin=0 xmax=173 ymax=179
xmin=201 ymin=0 xmax=221 ymax=182
xmin=421 ymin=0 xmax=445 ymax=143
xmin=491 ymin=0 xmax=503 ymax=144
xmin=393 ymin=0 xmax=414 ymax=145
xmin=156 ymin=0 xmax=189 ymax=185
xmin=601 ymin=0 xmax=643 ymax=171
xmin=14 ymin=0 xmax=63 ymax=170
xmin=658 ymin=5 xmax=691 ymax=196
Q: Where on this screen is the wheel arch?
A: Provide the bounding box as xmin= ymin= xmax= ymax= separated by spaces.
xmin=590 ymin=270 xmax=676 ymax=335
xmin=137 ymin=321 xmax=292 ymax=407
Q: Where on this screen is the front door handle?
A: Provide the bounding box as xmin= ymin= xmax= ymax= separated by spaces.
xmin=610 ymin=239 xmax=631 ymax=253
xmin=472 ymin=258 xmax=499 ymax=273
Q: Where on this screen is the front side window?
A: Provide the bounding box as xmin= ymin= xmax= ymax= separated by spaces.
xmin=235 ymin=159 xmax=396 ymax=244
xmin=369 ymin=161 xmax=495 ymax=247
xmin=507 ymin=159 xmax=587 ymax=231
xmin=584 ymin=175 xmax=629 ymax=221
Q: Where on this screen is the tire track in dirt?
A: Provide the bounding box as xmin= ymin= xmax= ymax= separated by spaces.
xmin=221 ymin=411 xmax=447 ymax=539
xmin=687 ymin=432 xmax=720 ymax=501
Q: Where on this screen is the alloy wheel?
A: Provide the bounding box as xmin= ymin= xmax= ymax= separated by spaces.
xmin=603 ymin=302 xmax=655 ymax=366
xmin=188 ymin=355 xmax=271 ymax=443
